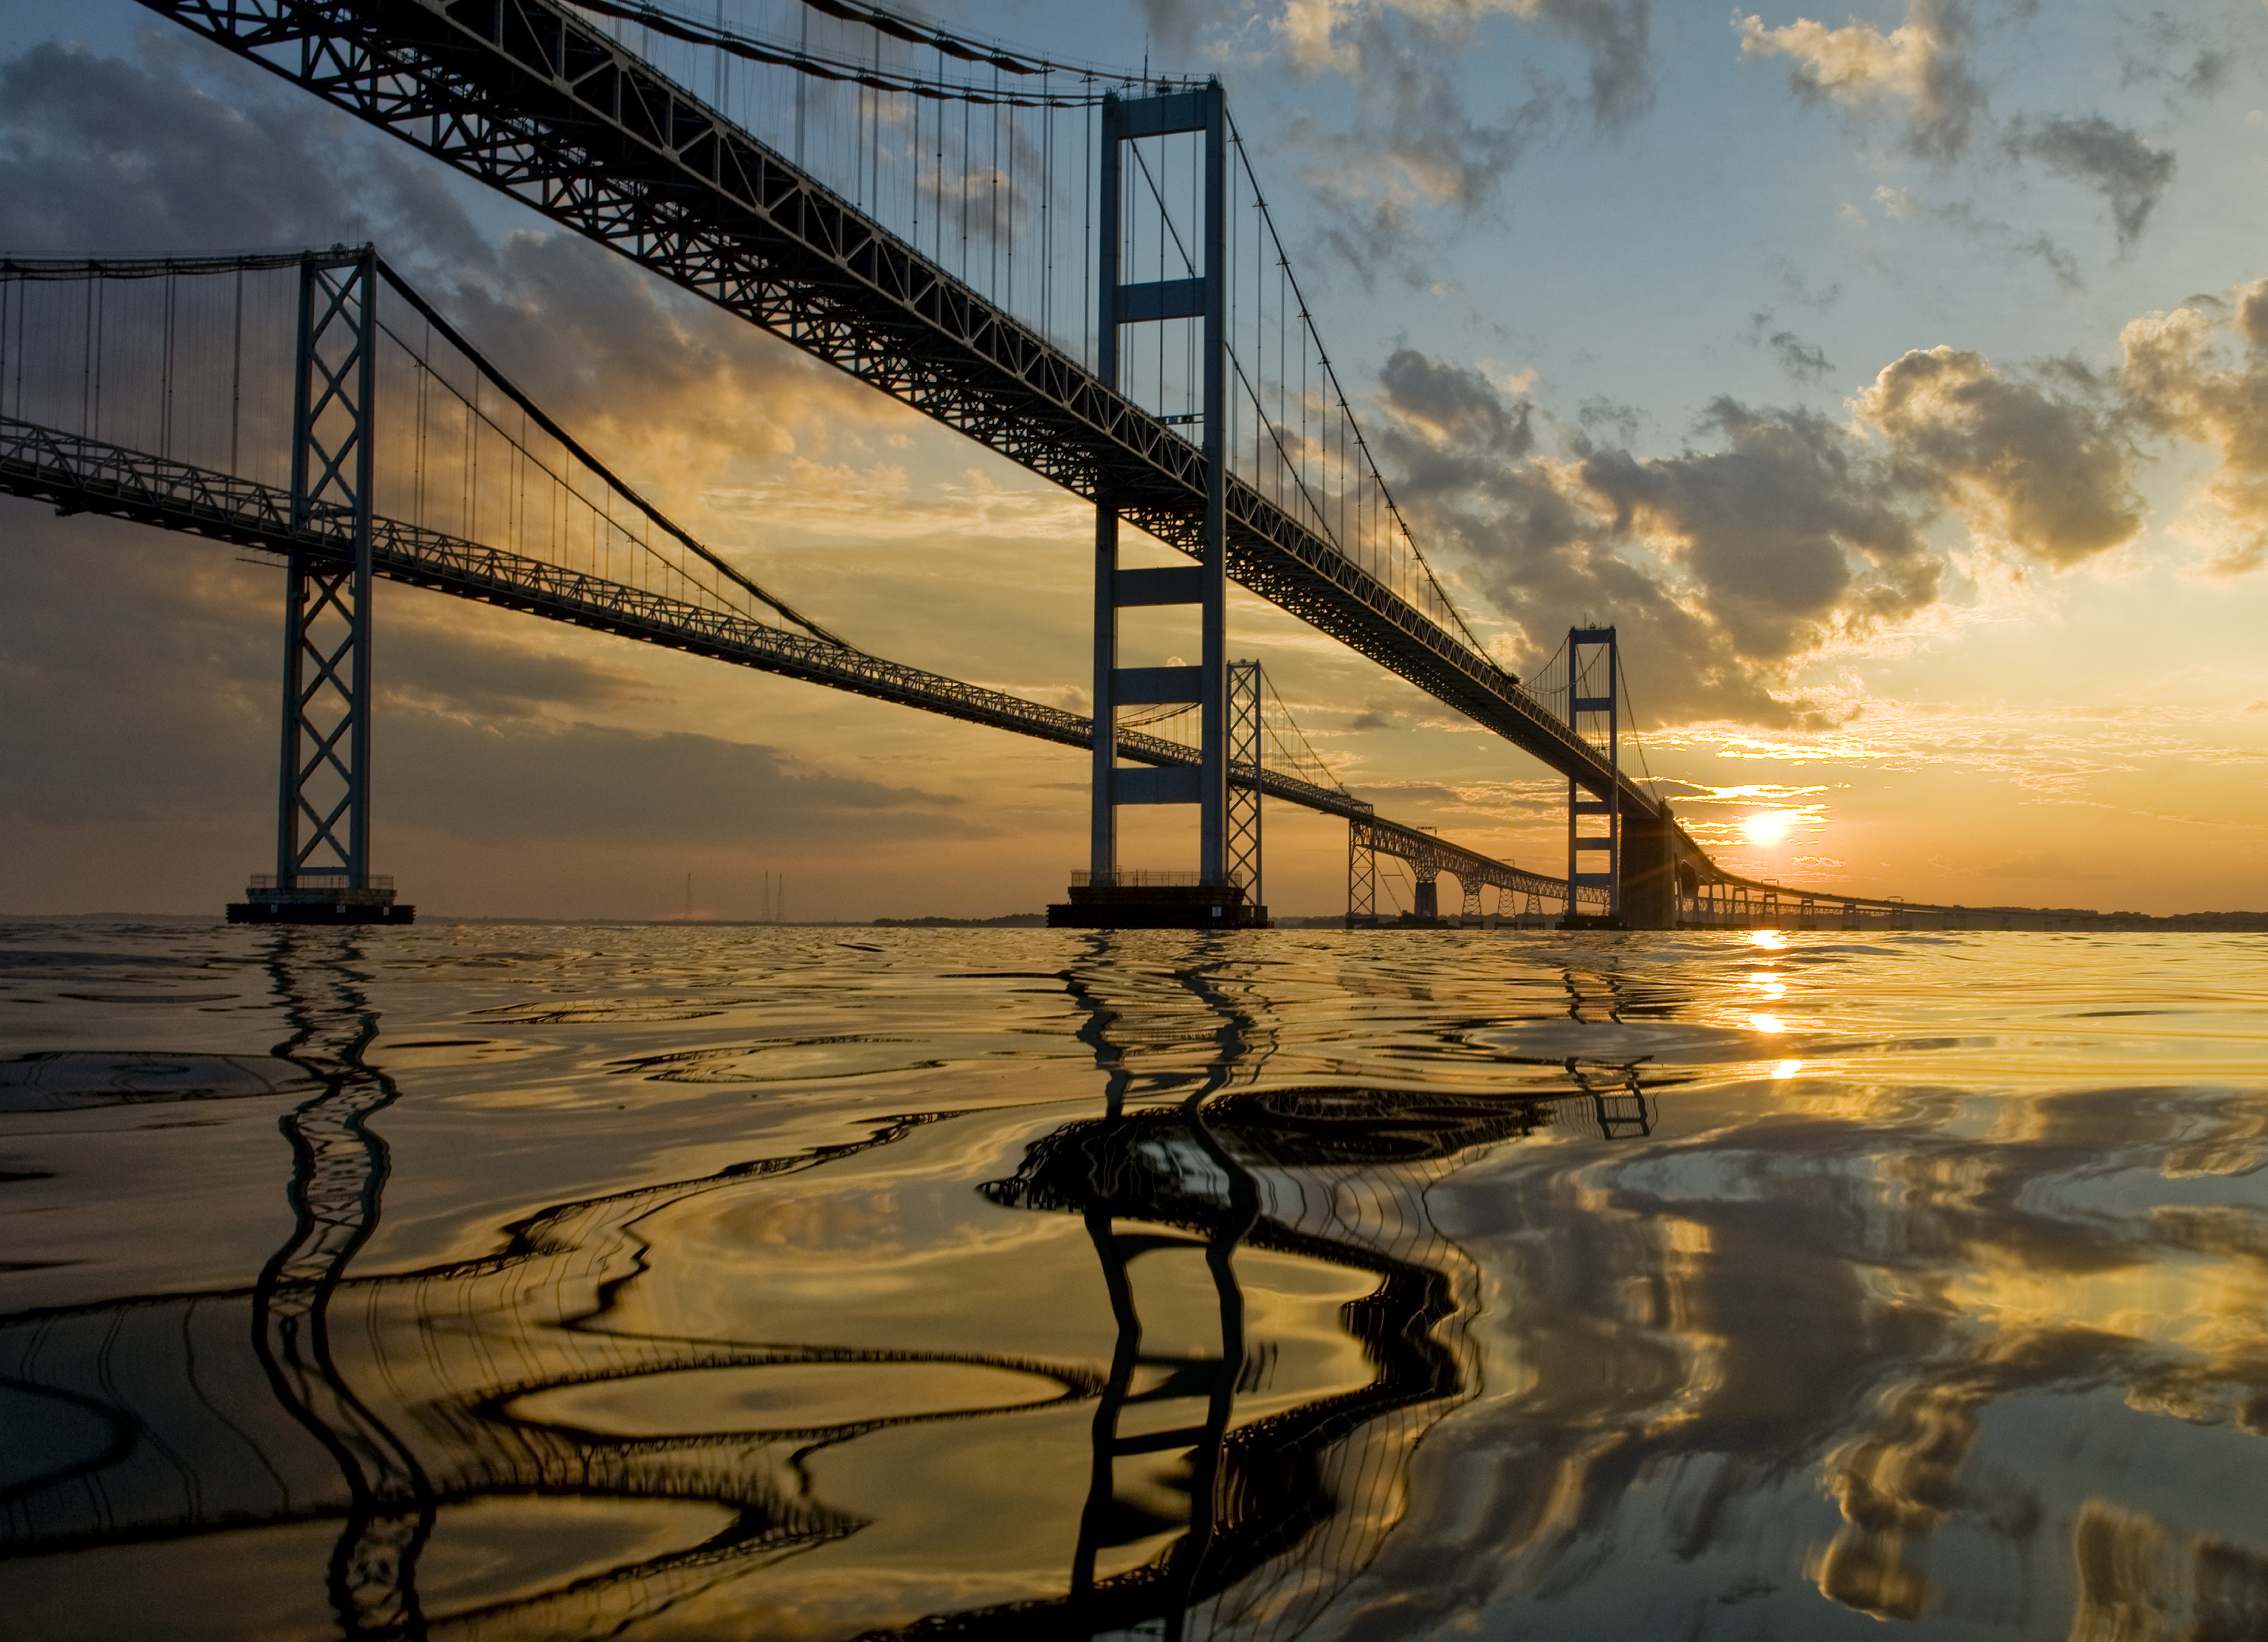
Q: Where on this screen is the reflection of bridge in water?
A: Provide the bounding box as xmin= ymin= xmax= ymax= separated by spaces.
xmin=0 ymin=935 xmax=1660 ymax=1639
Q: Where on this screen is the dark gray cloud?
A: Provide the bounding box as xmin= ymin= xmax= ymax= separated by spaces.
xmin=1577 ymin=398 xmax=1938 ymax=661
xmin=1373 ymin=329 xmax=2169 ymax=725
xmin=1576 ymin=395 xmax=1644 ymax=445
xmin=1521 ymin=0 xmax=1656 ymax=132
xmin=1379 ymin=347 xmax=1536 ymax=458
xmin=1129 ymin=0 xmax=1230 ymax=59
xmin=2117 ymin=8 xmax=2242 ymax=99
xmin=0 ymin=28 xmax=949 ymax=875
xmin=0 ymin=514 xmax=272 ymax=829
xmin=1291 ymin=37 xmax=1556 ymax=286
xmin=2005 ymin=114 xmax=2176 ymax=251
xmin=0 ymin=37 xmax=487 ymax=265
xmin=390 ymin=714 xmax=981 ymax=848
xmin=379 ymin=625 xmax=656 ymax=719
xmin=1374 ymin=350 xmax=1925 ymax=726
xmin=1746 ymin=313 xmax=1834 ymax=384
xmin=0 ymin=505 xmax=974 ymax=850
xmin=1279 ymin=0 xmax=1653 ymax=283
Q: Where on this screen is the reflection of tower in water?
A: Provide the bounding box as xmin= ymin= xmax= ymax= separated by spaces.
xmin=885 ymin=939 xmax=1659 ymax=1641
xmin=248 ymin=931 xmax=433 ymax=1639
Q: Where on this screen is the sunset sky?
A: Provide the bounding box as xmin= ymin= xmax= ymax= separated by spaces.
xmin=2 ymin=0 xmax=2265 ymax=919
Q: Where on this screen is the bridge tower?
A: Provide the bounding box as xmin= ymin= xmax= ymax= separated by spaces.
xmin=1226 ymin=659 xmax=1264 ymax=916
xmin=229 ymin=248 xmax=411 ymax=925
xmin=1563 ymin=626 xmax=1622 ymax=927
xmin=1058 ymin=81 xmax=1256 ymax=929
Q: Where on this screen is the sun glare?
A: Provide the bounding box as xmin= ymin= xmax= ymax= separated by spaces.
xmin=1742 ymin=811 xmax=1794 ymax=845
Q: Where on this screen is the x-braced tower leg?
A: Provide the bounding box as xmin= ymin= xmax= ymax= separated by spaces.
xmin=236 ymin=248 xmax=410 ymax=925
xmin=1225 ymin=660 xmax=1263 ymax=918
xmin=1346 ymin=819 xmax=1377 ymax=927
xmin=284 ymin=250 xmax=375 ymax=894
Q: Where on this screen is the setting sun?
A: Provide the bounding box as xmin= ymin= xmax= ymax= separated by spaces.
xmin=1742 ymin=812 xmax=1794 ymax=846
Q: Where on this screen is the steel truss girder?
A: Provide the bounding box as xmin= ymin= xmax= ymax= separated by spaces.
xmin=1346 ymin=814 xmax=1579 ymax=911
xmin=133 ymin=0 xmax=1662 ymax=817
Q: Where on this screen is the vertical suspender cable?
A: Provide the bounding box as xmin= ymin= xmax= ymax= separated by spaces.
xmin=160 ymin=272 xmax=175 ymax=459
xmin=229 ymin=267 xmax=243 ymax=478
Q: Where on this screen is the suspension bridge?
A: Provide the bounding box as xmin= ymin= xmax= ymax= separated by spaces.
xmin=2 ymin=0 xmax=2023 ymax=929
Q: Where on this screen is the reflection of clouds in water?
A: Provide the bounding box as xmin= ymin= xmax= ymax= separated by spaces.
xmin=4 ymin=927 xmax=2266 ymax=1637
xmin=1331 ymin=1067 xmax=2268 ymax=1635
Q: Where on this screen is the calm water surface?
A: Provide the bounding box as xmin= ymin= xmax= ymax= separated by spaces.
xmin=2 ymin=922 xmax=2264 ymax=1640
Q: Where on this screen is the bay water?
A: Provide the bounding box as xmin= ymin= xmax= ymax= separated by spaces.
xmin=2 ymin=922 xmax=2263 ymax=1639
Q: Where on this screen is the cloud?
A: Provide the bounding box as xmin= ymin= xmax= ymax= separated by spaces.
xmin=0 ymin=33 xmax=891 ymax=499
xmin=0 ymin=37 xmax=487 ymax=265
xmin=0 ymin=30 xmax=1028 ymax=893
xmin=0 ymin=507 xmax=978 ymax=852
xmin=1747 ymin=313 xmax=1835 ymax=383
xmin=1518 ymin=0 xmax=1657 ymax=129
xmin=700 ymin=461 xmax=1091 ymax=543
xmin=1577 ymin=398 xmax=1940 ymax=660
xmin=1372 ymin=310 xmax=2222 ymax=730
xmin=1266 ymin=0 xmax=1654 ymax=280
xmin=1738 ymin=10 xmax=2178 ymax=256
xmin=1131 ymin=0 xmax=1235 ymax=58
xmin=1278 ymin=0 xmax=1654 ymax=128
xmin=1373 ymin=350 xmax=1935 ymax=727
xmin=1853 ymin=346 xmax=2144 ymax=566
xmin=379 ymin=622 xmax=658 ymax=719
xmin=1379 ymin=348 xmax=1537 ymax=456
xmin=2120 ymin=287 xmax=2268 ymax=573
xmin=2117 ymin=9 xmax=2239 ymax=100
xmin=1735 ymin=0 xmax=1985 ymax=161
xmin=2006 ymin=114 xmax=2176 ymax=250
xmin=390 ymin=713 xmax=982 ymax=848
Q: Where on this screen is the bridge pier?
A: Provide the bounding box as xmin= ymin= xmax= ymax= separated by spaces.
xmin=1620 ymin=804 xmax=1680 ymax=930
xmin=228 ymin=249 xmax=411 ymax=926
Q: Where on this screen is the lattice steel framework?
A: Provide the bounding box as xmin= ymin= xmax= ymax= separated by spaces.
xmin=133 ymin=0 xmax=1667 ymax=823
xmin=279 ymin=248 xmax=378 ymax=893
xmin=1343 ymin=815 xmax=1578 ymax=926
xmin=1226 ymin=659 xmax=1262 ymax=908
xmin=1347 ymin=826 xmax=1378 ymax=924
